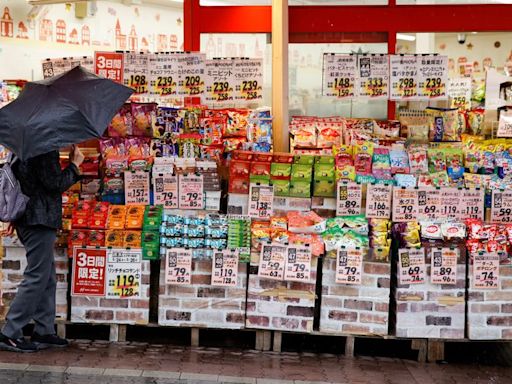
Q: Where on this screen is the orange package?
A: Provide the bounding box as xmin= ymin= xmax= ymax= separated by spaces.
xmin=105 ymin=230 xmax=124 ymax=248
xmin=108 ymin=205 xmax=127 ymax=229
xmin=123 ymin=230 xmax=142 ymax=248
xmin=125 ymin=205 xmax=145 ymax=229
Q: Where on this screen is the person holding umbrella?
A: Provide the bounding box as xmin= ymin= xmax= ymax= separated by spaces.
xmin=0 ymin=66 xmax=133 ymax=352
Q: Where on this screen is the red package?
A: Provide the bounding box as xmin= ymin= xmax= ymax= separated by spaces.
xmin=273 ymin=152 xmax=294 ymax=164
xmin=250 ymin=162 xmax=271 ymax=176
xmin=72 ymin=201 xmax=94 ymax=229
xmin=88 ymin=202 xmax=110 ymax=230
xmin=79 ymin=153 xmax=100 ymax=177
xmin=228 ymin=176 xmax=250 ymax=194
xmin=253 ymin=152 xmax=273 ymax=162
xmin=225 ymin=109 xmax=249 ymax=137
xmin=87 ymin=230 xmax=106 ymax=247
xmin=466 ymin=239 xmax=484 ymax=255
xmin=68 ymin=229 xmax=88 ymax=257
xmin=229 ymin=160 xmax=251 ymax=177
xmin=232 ymin=150 xmax=254 ymax=161
xmin=224 ymin=137 xmax=246 ymax=152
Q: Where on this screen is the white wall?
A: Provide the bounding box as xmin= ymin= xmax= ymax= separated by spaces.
xmin=0 ymin=0 xmax=184 ymax=80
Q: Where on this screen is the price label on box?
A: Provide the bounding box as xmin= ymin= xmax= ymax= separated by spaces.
xmin=431 ymin=247 xmax=458 ymax=285
xmin=211 ymin=249 xmax=239 ymax=287
xmin=336 ymin=181 xmax=362 ymax=216
xmin=491 ymin=190 xmax=512 ymax=223
xmin=473 ymin=252 xmax=500 ymax=289
xmin=178 ymin=174 xmax=204 ymax=210
xmin=106 ymin=248 xmax=142 ymax=299
xmin=124 ymin=171 xmax=150 ymax=205
xmin=336 ymin=247 xmax=363 ymax=285
xmin=398 ymin=248 xmax=426 ymax=285
xmin=165 ymin=248 xmax=192 ymax=285
xmin=258 ymin=243 xmax=286 ymax=280
xmin=392 ymin=188 xmax=418 ymax=222
xmin=365 ymin=184 xmax=392 ymax=219
xmin=284 ymin=245 xmax=312 ymax=283
xmin=153 ymin=173 xmax=178 ymax=208
xmin=248 ymin=184 xmax=274 ymax=219
xmin=460 ymin=188 xmax=485 ymax=221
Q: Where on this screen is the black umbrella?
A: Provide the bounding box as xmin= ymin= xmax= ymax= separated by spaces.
xmin=0 ymin=66 xmax=133 ymax=161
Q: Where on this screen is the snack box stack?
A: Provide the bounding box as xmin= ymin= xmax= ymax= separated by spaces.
xmin=313 ymin=156 xmax=336 ymax=198
xmin=196 ymin=160 xmax=222 ymax=211
xmin=68 ymin=201 xmax=110 ymax=256
xmin=270 ymin=153 xmax=293 ymax=197
xmin=141 ymin=206 xmax=163 ymax=260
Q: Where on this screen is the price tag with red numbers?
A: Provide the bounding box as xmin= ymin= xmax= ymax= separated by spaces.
xmin=398 ymin=248 xmax=426 ymax=285
xmin=336 ymin=247 xmax=363 ymax=285
xmin=211 ymin=249 xmax=239 ymax=287
xmin=431 ymin=247 xmax=458 ymax=285
xmin=165 ymin=248 xmax=192 ymax=285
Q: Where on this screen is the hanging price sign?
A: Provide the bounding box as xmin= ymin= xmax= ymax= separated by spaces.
xmin=392 ymin=188 xmax=419 ymax=222
xmin=124 ymin=171 xmax=150 ymax=205
xmin=233 ymin=58 xmax=264 ymax=103
xmin=42 ymin=56 xmax=93 ymax=79
xmin=165 ymin=248 xmax=192 ymax=285
xmin=416 ymin=187 xmax=440 ymax=220
xmin=336 ymin=247 xmax=363 ymax=285
xmin=123 ymin=52 xmax=149 ymax=96
xmin=211 ymin=249 xmax=239 ymax=287
xmin=358 ymin=55 xmax=389 ymax=99
xmin=431 ymin=247 xmax=458 ymax=285
xmin=148 ymin=53 xmax=178 ymax=97
xmin=448 ymin=77 xmax=472 ymax=109
xmin=176 ymin=53 xmax=206 ymax=97
xmin=336 ymin=181 xmax=362 ymax=216
xmin=284 ymin=245 xmax=312 ymax=282
xmin=153 ymin=173 xmax=178 ymax=208
xmin=322 ymin=54 xmax=357 ymax=99
xmin=417 ymin=55 xmax=448 ymax=100
xmin=491 ymin=189 xmax=512 ymax=223
xmin=258 ymin=243 xmax=286 ymax=280
xmin=204 ymin=59 xmax=235 ymax=104
xmin=248 ymin=183 xmax=274 ymax=219
xmin=178 ymin=174 xmax=204 ymax=210
xmin=439 ymin=187 xmax=462 ymax=219
xmin=497 ymin=113 xmax=512 ymax=138
xmin=106 ymin=248 xmax=142 ymax=299
xmin=398 ymin=248 xmax=426 ymax=285
xmin=473 ymin=252 xmax=500 ymax=289
xmin=460 ymin=188 xmax=485 ymax=221
xmin=365 ymin=184 xmax=392 ymax=219
xmin=390 ymin=55 xmax=418 ymax=100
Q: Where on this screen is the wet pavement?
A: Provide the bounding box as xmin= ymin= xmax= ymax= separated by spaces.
xmin=0 ymin=340 xmax=511 ymax=384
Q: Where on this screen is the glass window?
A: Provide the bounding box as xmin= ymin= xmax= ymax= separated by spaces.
xmin=289 ymin=42 xmax=388 ymax=119
xmin=200 ymin=33 xmax=272 ymax=107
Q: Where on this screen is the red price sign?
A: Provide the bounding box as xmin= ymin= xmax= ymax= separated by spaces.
xmin=431 ymin=247 xmax=458 ymax=285
xmin=94 ymin=51 xmax=124 ymax=83
xmin=178 ymin=174 xmax=204 ymax=210
xmin=398 ymin=248 xmax=426 ymax=285
xmin=284 ymin=245 xmax=312 ymax=283
xmin=211 ymin=249 xmax=239 ymax=287
xmin=153 ymin=173 xmax=178 ymax=208
xmin=165 ymin=248 xmax=192 ymax=285
xmin=124 ymin=171 xmax=150 ymax=205
xmin=473 ymin=252 xmax=500 ymax=289
xmin=336 ymin=247 xmax=363 ymax=285
xmin=336 ymin=181 xmax=362 ymax=216
xmin=258 ymin=243 xmax=286 ymax=280
xmin=72 ymin=247 xmax=107 ymax=296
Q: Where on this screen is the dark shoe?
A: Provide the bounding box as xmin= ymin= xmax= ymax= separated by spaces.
xmin=0 ymin=333 xmax=38 ymax=353
xmin=31 ymin=332 xmax=69 ymax=349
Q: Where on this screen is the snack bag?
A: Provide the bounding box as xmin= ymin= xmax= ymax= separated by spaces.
xmin=152 ymin=107 xmax=181 ymax=138
xmin=108 ymin=103 xmax=132 ymax=137
xmin=426 ymin=107 xmax=460 ymax=142
xmin=467 ymin=109 xmax=485 ymax=135
xmin=293 ymin=123 xmax=317 ymax=148
xmin=427 ymin=148 xmax=446 ymax=173
xmin=407 ymin=145 xmax=428 ymax=174
xmin=317 ymin=123 xmax=341 ymax=148
xmin=131 ymin=103 xmax=157 ymax=137
xmin=354 ymin=141 xmax=374 ymax=175
xmin=372 ymin=147 xmax=392 ymax=180
xmin=389 ymin=149 xmax=410 ymax=174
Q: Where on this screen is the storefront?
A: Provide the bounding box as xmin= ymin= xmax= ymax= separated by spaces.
xmin=2 ymin=0 xmax=512 ymax=359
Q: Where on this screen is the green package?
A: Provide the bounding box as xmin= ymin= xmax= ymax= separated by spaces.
xmin=291 ymin=164 xmax=313 ymax=181
xmin=315 ymin=155 xmax=335 ymax=165
xmin=314 ymin=163 xmax=335 ymax=180
xmin=143 ymin=206 xmax=163 ymax=231
xmin=272 ymin=179 xmax=290 ymax=196
xmin=142 ymin=231 xmax=160 ymax=260
xmin=313 ymin=179 xmax=336 ymax=197
xmin=250 ymin=174 xmax=271 ymax=184
xmin=289 ymin=180 xmax=311 ymax=198
xmin=294 ymin=155 xmax=314 ymax=165
xmin=270 ymin=163 xmax=292 ymax=178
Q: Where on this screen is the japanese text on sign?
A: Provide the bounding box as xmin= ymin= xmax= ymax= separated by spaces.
xmin=204 ymin=59 xmax=235 ymax=104
xmin=72 ymin=248 xmax=107 ymax=296
xmin=106 ymin=248 xmax=142 ymax=299
xmin=284 ymin=245 xmax=312 ymax=283
xmin=358 ymin=55 xmax=389 ymax=99
xmin=148 ymin=53 xmax=178 ymax=98
xmin=94 ymin=52 xmax=124 ymax=83
xmin=165 ymin=248 xmax=192 ymax=285
xmin=390 ymin=55 xmax=418 ymax=100
xmin=322 ymin=54 xmax=357 ymax=99
xmin=473 ymin=252 xmax=500 ymax=289
xmin=42 ymin=56 xmax=94 ymax=79
xmin=398 ymin=248 xmax=426 ymax=285
xmin=336 ymin=181 xmax=362 ymax=216
xmin=417 ymin=55 xmax=448 ymax=100
xmin=123 ymin=52 xmax=149 ymax=96
xmin=211 ymin=249 xmax=239 ymax=287
xmin=491 ymin=189 xmax=512 ymax=223
xmin=153 ymin=173 xmax=178 ymax=208
xmin=336 ymin=247 xmax=363 ymax=285
xmin=258 ymin=243 xmax=286 ymax=280
xmin=460 ymin=188 xmax=485 ymax=221
xmin=124 ymin=171 xmax=150 ymax=205
xmin=448 ymin=77 xmax=472 ymax=109
xmin=431 ymin=247 xmax=458 ymax=285
xmin=233 ymin=58 xmax=264 ymax=104
xmin=248 ymin=183 xmax=274 ymax=219
xmin=366 ymin=184 xmax=392 ymax=219
xmin=178 ymin=174 xmax=204 ymax=210
xmin=176 ymin=53 xmax=206 ymax=97
xmin=392 ymin=188 xmax=419 ymax=222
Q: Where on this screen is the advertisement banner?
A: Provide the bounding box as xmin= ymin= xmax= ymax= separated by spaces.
xmin=71 ymin=247 xmax=107 ymax=296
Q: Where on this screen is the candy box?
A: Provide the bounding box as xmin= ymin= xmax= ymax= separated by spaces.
xmin=250 ymin=174 xmax=271 ymax=184
xmin=123 ymin=230 xmax=142 ymax=248
xmin=229 ymin=160 xmax=251 ymax=177
xmin=142 ymin=231 xmax=160 ymax=260
xmin=253 ymin=152 xmax=273 ymax=162
xmin=270 ymin=163 xmax=292 ymax=178
xmin=68 ymin=229 xmax=88 ymax=257
xmin=291 ymin=164 xmax=313 ymax=181
xmin=108 ymin=205 xmax=127 ymax=229
xmin=72 ymin=201 xmax=94 ymax=229
xmin=79 ymin=151 xmax=100 ymax=177
xmin=232 ymin=150 xmax=254 ymax=161
xmin=294 ymin=155 xmax=315 ymax=165
xmin=273 ymin=152 xmax=294 ymax=164
xmin=272 ymin=179 xmax=290 ymax=197
xmin=125 ymin=205 xmax=145 ymax=229
xmin=88 ymin=202 xmax=110 ymax=230
xmin=81 ymin=179 xmax=101 ymax=195
xmin=87 ymin=230 xmax=106 ymax=247
xmin=314 ymin=163 xmax=335 ymax=181
xmin=105 ymin=230 xmax=124 ymax=248
xmin=251 ymin=161 xmax=271 ymax=177
xmin=228 ymin=176 xmax=250 ymax=194
xmin=315 ymin=155 xmax=335 ymax=165
xmin=313 ymin=179 xmax=336 ymax=197
xmin=289 ymin=180 xmax=311 ymax=198
xmin=143 ymin=206 xmax=163 ymax=231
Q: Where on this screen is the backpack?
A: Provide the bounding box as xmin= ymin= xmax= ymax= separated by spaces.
xmin=0 ymin=155 xmax=29 ymax=222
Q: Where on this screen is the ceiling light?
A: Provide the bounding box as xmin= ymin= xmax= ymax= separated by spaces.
xmin=397 ymin=34 xmax=416 ymax=42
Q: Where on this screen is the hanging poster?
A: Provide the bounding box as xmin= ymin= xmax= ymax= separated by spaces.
xmin=248 ymin=183 xmax=274 ymax=219
xmin=105 ymin=248 xmax=142 ymax=299
xmin=392 ymin=188 xmax=418 ymax=222
xmin=165 ymin=248 xmax=192 ymax=285
xmin=211 ymin=249 xmax=239 ymax=287
xmin=491 ymin=189 xmax=512 ymax=223
xmin=322 ymin=54 xmax=357 ymax=99
xmin=123 ymin=52 xmax=149 ymax=96
xmin=431 ymin=247 xmax=458 ymax=285
xmin=152 ymin=173 xmax=178 ymax=208
xmin=233 ymin=58 xmax=264 ymax=104
xmin=365 ymin=184 xmax=392 ymax=219
xmin=448 ymin=77 xmax=472 ymax=109
xmin=124 ymin=171 xmax=150 ymax=205
xmin=398 ymin=248 xmax=426 ymax=285
xmin=336 ymin=181 xmax=362 ymax=216
xmin=204 ymin=59 xmax=235 ymax=104
xmin=390 ymin=55 xmax=418 ymax=100
xmin=417 ymin=55 xmax=448 ymax=100
xmin=178 ymin=173 xmax=204 ymax=210
xmin=148 ymin=53 xmax=178 ymax=98
xmin=358 ymin=54 xmax=389 ymax=99
xmin=71 ymin=247 xmax=107 ymax=296
xmin=94 ymin=51 xmax=124 ymax=83
xmin=176 ymin=53 xmax=206 ymax=97
xmin=336 ymin=247 xmax=363 ymax=285
xmin=258 ymin=243 xmax=287 ymax=280
xmin=284 ymin=245 xmax=312 ymax=283
xmin=473 ymin=252 xmax=500 ymax=289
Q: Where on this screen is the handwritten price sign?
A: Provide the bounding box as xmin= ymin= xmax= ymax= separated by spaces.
xmin=211 ymin=249 xmax=239 ymax=287
xmin=336 ymin=247 xmax=363 ymax=285
xmin=322 ymin=54 xmax=357 ymax=99
xmin=153 ymin=173 xmax=178 ymax=208
xmin=124 ymin=171 xmax=150 ymax=205
xmin=165 ymin=248 xmax=192 ymax=285
xmin=473 ymin=252 xmax=500 ymax=289
xmin=336 ymin=181 xmax=362 ymax=216
xmin=417 ymin=55 xmax=448 ymax=100
xmin=123 ymin=52 xmax=149 ymax=95
xmin=431 ymin=247 xmax=458 ymax=285
xmin=258 ymin=243 xmax=286 ymax=280
xmin=398 ymin=248 xmax=426 ymax=285
xmin=248 ymin=184 xmax=274 ymax=219
xmin=284 ymin=245 xmax=312 ymax=283
xmin=491 ymin=190 xmax=512 ymax=223
xmin=392 ymin=188 xmax=419 ymax=222
xmin=366 ymin=184 xmax=392 ymax=219
xmin=178 ymin=174 xmax=204 ymax=210
xmin=358 ymin=55 xmax=389 ymax=100
xmin=390 ymin=55 xmax=418 ymax=100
